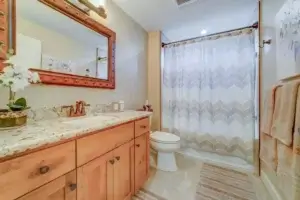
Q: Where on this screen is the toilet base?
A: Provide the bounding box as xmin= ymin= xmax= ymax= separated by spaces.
xmin=157 ymin=152 xmax=177 ymax=172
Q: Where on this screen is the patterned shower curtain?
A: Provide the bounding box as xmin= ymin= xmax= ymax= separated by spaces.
xmin=162 ymin=30 xmax=256 ymax=163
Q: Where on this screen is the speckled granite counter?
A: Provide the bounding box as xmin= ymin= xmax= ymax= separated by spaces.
xmin=0 ymin=111 xmax=152 ymax=160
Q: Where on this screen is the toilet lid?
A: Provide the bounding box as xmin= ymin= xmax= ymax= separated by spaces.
xmin=150 ymin=132 xmax=180 ymax=143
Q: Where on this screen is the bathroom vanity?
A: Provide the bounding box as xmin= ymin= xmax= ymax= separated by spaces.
xmin=0 ymin=1 xmax=152 ymax=198
xmin=0 ymin=112 xmax=151 ymax=200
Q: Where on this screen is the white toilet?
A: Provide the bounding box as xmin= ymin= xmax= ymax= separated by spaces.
xmin=150 ymin=131 xmax=180 ymax=172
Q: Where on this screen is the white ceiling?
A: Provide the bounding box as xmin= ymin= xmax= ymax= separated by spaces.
xmin=112 ymin=0 xmax=258 ymax=42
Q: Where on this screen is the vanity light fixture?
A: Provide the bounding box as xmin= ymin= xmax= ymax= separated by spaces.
xmin=78 ymin=0 xmax=107 ymax=19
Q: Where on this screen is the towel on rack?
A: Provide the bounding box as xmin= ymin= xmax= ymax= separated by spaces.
xmin=292 ymin=132 xmax=300 ymax=200
xmin=271 ymin=82 xmax=300 ymax=146
xmin=277 ymin=142 xmax=294 ymax=199
xmin=277 ymin=142 xmax=293 ymax=174
xmin=260 ymin=133 xmax=277 ymax=171
xmin=293 ymin=92 xmax=300 ymax=176
xmin=261 ymin=85 xmax=279 ymax=135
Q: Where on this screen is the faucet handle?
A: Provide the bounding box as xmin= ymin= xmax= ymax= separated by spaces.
xmin=61 ymin=105 xmax=73 ymax=110
xmin=61 ymin=105 xmax=75 ymax=117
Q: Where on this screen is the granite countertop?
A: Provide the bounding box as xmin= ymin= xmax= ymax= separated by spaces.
xmin=0 ymin=110 xmax=152 ymax=160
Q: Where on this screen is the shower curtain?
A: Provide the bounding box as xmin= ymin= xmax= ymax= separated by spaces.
xmin=162 ymin=30 xmax=257 ymax=163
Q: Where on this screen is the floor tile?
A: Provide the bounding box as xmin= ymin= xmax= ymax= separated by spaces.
xmin=145 ymin=153 xmax=272 ymax=200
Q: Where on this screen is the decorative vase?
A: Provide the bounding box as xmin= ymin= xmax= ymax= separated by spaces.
xmin=0 ymin=110 xmax=27 ymax=130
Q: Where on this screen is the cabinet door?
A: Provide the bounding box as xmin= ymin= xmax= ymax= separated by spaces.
xmin=77 ymin=151 xmax=114 ymax=200
xmin=134 ymin=132 xmax=149 ymax=193
xmin=17 ymin=170 xmax=77 ymax=200
xmin=113 ymin=140 xmax=135 ymax=200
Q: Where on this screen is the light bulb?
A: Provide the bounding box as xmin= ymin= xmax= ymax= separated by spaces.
xmin=201 ymin=30 xmax=207 ymax=35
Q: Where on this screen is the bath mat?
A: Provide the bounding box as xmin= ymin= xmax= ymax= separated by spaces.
xmin=196 ymin=163 xmax=257 ymax=200
xmin=133 ymin=189 xmax=167 ymax=200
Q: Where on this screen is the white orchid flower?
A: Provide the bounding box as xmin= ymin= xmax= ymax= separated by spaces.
xmin=10 ymin=78 xmax=30 ymax=92
xmin=0 ymin=54 xmax=40 ymax=92
xmin=30 ymin=72 xmax=40 ymax=83
xmin=0 ymin=75 xmax=14 ymax=87
xmin=3 ymin=66 xmax=14 ymax=77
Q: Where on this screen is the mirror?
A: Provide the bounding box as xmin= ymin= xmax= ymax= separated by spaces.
xmin=16 ymin=0 xmax=109 ymax=80
xmin=5 ymin=0 xmax=115 ymax=88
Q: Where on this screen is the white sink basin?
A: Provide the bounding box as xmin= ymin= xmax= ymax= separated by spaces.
xmin=63 ymin=115 xmax=118 ymax=126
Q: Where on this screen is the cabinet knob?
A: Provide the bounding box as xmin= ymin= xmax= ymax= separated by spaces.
xmin=140 ymin=125 xmax=147 ymax=129
xmin=69 ymin=183 xmax=77 ymax=191
xmin=109 ymin=159 xmax=115 ymax=165
xmin=39 ymin=166 xmax=50 ymax=174
xmin=136 ymin=144 xmax=140 ymax=148
xmin=115 ymin=156 xmax=120 ymax=161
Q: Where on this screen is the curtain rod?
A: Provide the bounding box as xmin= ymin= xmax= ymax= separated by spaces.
xmin=162 ymin=22 xmax=258 ymax=47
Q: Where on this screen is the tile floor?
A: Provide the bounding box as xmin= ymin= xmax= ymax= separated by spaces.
xmin=144 ymin=153 xmax=272 ymax=200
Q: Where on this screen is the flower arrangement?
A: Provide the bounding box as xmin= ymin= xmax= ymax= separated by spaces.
xmin=0 ymin=48 xmax=40 ymax=129
xmin=0 ymin=49 xmax=40 ymax=111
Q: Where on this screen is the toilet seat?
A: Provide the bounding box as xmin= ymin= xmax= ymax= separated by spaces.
xmin=150 ymin=132 xmax=180 ymax=144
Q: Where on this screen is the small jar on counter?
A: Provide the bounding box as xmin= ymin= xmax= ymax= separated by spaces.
xmin=112 ymin=102 xmax=119 ymax=112
xmin=119 ymin=101 xmax=125 ymax=112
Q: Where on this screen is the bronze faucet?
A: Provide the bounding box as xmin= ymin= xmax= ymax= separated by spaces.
xmin=62 ymin=101 xmax=90 ymax=117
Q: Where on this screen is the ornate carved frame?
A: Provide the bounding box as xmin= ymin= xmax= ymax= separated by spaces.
xmin=7 ymin=0 xmax=116 ymax=89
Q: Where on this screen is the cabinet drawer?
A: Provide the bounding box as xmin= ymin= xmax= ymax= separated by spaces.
xmin=0 ymin=141 xmax=76 ymax=200
xmin=77 ymin=122 xmax=134 ymax=166
xmin=17 ymin=170 xmax=77 ymax=200
xmin=135 ymin=118 xmax=150 ymax=138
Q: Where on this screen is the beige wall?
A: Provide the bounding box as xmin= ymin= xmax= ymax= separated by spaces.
xmin=147 ymin=31 xmax=161 ymax=131
xmin=0 ymin=1 xmax=147 ymax=110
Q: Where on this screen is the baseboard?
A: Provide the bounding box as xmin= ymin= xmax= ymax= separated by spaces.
xmin=261 ymin=171 xmax=283 ymax=200
xmin=176 ymin=149 xmax=254 ymax=173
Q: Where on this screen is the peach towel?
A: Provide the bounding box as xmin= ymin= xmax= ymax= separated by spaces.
xmin=292 ymin=149 xmax=300 ymax=200
xmin=277 ymin=142 xmax=293 ymax=174
xmin=277 ymin=142 xmax=294 ymax=199
xmin=292 ymin=99 xmax=300 ymax=200
xmin=293 ymin=86 xmax=300 ymax=157
xmin=261 ymin=85 xmax=279 ymax=135
xmin=260 ymin=133 xmax=277 ymax=171
xmin=271 ymin=82 xmax=300 ymax=146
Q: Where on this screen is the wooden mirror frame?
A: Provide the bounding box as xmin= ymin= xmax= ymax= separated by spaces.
xmin=5 ymin=0 xmax=116 ymax=89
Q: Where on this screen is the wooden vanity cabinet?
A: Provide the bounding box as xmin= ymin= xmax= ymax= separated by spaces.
xmin=134 ymin=132 xmax=150 ymax=193
xmin=77 ymin=140 xmax=135 ymax=200
xmin=17 ymin=170 xmax=77 ymax=200
xmin=77 ymin=151 xmax=114 ymax=200
xmin=113 ymin=140 xmax=135 ymax=200
xmin=0 ymin=141 xmax=76 ymax=200
xmin=0 ymin=117 xmax=150 ymax=200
